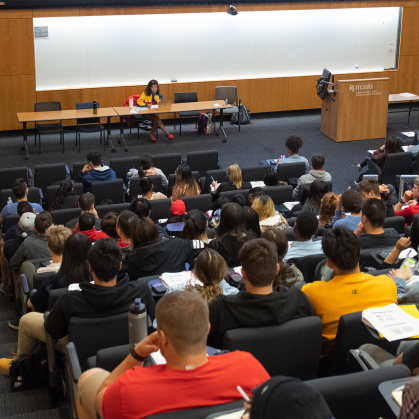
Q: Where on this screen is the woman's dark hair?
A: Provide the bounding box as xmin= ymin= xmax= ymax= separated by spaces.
xmin=182 ymin=209 xmax=207 ymax=240
xmin=175 ymin=164 xmax=197 ymax=188
xmin=139 ymin=177 xmax=153 ymax=195
xmin=138 ymin=154 xmax=153 ymax=178
xmin=216 ymin=203 xmax=244 ymax=238
xmin=100 ymin=212 xmax=119 ymax=240
xmin=384 ymin=137 xmax=403 ymax=154
xmin=261 ymin=228 xmax=288 ymax=287
xmin=54 ymin=233 xmax=92 ymax=286
xmin=410 ymin=214 xmax=419 ymax=251
xmin=213 ymin=197 xmax=229 ymax=213
xmin=242 ymin=206 xmax=261 ymax=237
xmin=231 ymin=194 xmax=247 ymax=207
xmin=264 ymin=168 xmax=279 ymax=186
xmin=49 ymin=180 xmax=74 ymax=211
xmin=131 ymin=217 xmax=159 ymax=249
xmin=306 ymin=180 xmax=329 ymax=208
xmin=144 ymin=79 xmax=160 ymax=97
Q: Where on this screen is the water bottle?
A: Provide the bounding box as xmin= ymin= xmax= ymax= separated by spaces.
xmin=128 ymin=298 xmax=148 ymax=352
xmin=7 ymin=197 xmax=12 ymax=205
xmin=225 ymin=98 xmax=228 ymax=106
xmin=355 ymin=63 xmax=359 ymax=72
xmin=92 ymin=101 xmax=97 ymax=115
xmin=207 ymin=113 xmax=212 ymax=134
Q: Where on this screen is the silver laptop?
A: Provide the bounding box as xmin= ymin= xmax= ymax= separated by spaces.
xmin=157 ymin=100 xmax=172 ymax=111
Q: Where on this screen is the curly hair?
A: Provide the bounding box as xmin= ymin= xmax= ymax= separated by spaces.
xmin=318 ymin=192 xmax=337 ymax=226
xmin=285 ymin=136 xmax=303 ymax=154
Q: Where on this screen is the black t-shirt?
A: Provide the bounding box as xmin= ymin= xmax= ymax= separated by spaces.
xmin=208 ymin=234 xmax=243 ymax=267
xmin=357 ymin=229 xmax=400 ymax=250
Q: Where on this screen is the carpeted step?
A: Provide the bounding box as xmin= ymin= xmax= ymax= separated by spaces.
xmin=0 ymin=343 xmax=17 ymax=359
xmin=0 ymin=389 xmax=53 ymax=418
xmin=0 ymin=297 xmax=15 ymax=313
xmin=0 ymin=321 xmax=18 ymax=345
xmin=0 ymin=312 xmax=18 ymax=322
xmin=3 ymin=408 xmax=62 ymax=419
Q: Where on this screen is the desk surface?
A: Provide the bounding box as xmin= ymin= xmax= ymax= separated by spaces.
xmin=113 ymin=100 xmax=232 ymax=116
xmin=17 ymin=107 xmax=118 ymax=123
xmin=378 ymin=377 xmax=412 ymax=417
xmin=389 ymin=94 xmax=419 ymax=102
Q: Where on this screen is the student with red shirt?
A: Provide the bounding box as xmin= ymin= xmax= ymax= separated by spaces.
xmin=72 ymin=213 xmax=108 ymax=243
xmin=394 ymin=177 xmax=419 ymax=225
xmin=76 ymin=291 xmax=269 ymax=419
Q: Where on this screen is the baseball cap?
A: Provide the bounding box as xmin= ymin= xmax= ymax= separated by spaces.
xmin=171 ymin=200 xmax=186 ymax=216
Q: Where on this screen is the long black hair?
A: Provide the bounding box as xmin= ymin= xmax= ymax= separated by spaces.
xmin=139 ymin=177 xmax=153 ymax=195
xmin=306 ymin=180 xmax=329 ymax=208
xmin=175 ymin=164 xmax=199 ymax=191
xmin=242 ymin=206 xmax=261 ymax=237
xmin=138 ymin=154 xmax=153 ymax=178
xmin=144 ymin=79 xmax=160 ymax=97
xmin=182 ymin=209 xmax=207 ymax=240
xmin=216 ymin=202 xmax=244 ymax=238
xmin=49 ymin=180 xmax=74 ymax=211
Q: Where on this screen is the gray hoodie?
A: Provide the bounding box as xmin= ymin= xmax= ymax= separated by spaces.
xmin=292 ymin=170 xmax=332 ymax=200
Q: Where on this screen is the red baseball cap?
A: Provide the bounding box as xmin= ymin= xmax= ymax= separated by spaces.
xmin=170 ymin=200 xmax=186 ymax=216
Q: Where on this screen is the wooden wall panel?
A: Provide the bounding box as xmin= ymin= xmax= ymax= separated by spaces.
xmin=125 ymin=7 xmax=169 ymax=15
xmin=0 ymin=75 xmax=36 ymax=130
xmin=397 ymin=55 xmax=419 ymax=94
xmin=249 ymin=78 xmax=289 ymax=112
xmin=292 ymin=2 xmax=331 ymax=9
xmin=169 ymin=6 xmax=212 ymax=14
xmin=362 ymin=71 xmax=398 ymax=94
xmin=367 ymin=1 xmax=404 ymax=6
xmin=0 ymin=19 xmax=34 ymax=76
xmin=168 ymin=82 xmax=211 ymax=102
xmin=330 ymin=1 xmax=369 ymax=7
xmin=252 ymin=4 xmax=291 ymax=11
xmin=79 ymin=8 xmax=125 ymax=16
xmin=287 ymin=75 xmax=322 ymax=110
xmin=36 ymin=89 xmax=82 ymax=126
xmin=0 ymin=10 xmax=32 ymax=18
xmin=33 ymin=9 xmax=80 ymax=17
xmin=400 ymin=7 xmax=419 ymax=56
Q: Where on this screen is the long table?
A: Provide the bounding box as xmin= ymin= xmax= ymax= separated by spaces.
xmin=16 ymin=108 xmax=118 ymax=159
xmin=388 ymin=93 xmax=419 ymax=126
xmin=16 ymin=101 xmax=232 ymax=159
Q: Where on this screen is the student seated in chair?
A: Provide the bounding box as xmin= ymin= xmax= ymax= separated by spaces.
xmin=76 ymin=290 xmax=270 ymax=419
xmin=73 ymin=212 xmax=109 ymax=243
xmin=356 ymin=179 xmax=395 ymax=218
xmin=302 ymin=227 xmax=397 ymax=356
xmin=354 ymin=198 xmax=399 ymax=250
xmin=80 ymin=151 xmax=116 ymax=193
xmin=394 ymin=176 xmax=419 ymax=225
xmin=332 ymin=189 xmax=363 ymax=231
xmin=0 ymin=238 xmax=154 ymax=376
xmin=66 ymin=193 xmax=102 ymax=231
xmin=207 ymin=238 xmax=313 ymax=349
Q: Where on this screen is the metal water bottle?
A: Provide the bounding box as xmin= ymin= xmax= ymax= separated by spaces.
xmin=7 ymin=197 xmax=13 ymax=205
xmin=92 ymin=101 xmax=97 ymax=114
xmin=128 ymin=298 xmax=148 ymax=351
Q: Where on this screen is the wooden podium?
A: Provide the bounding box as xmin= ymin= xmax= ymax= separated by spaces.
xmin=320 ymin=78 xmax=389 ymax=142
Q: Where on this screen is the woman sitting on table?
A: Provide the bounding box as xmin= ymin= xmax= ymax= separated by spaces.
xmin=137 ymin=79 xmax=174 ymax=143
xmin=171 ymin=164 xmax=201 ymax=202
xmin=211 ymin=164 xmax=251 ymax=200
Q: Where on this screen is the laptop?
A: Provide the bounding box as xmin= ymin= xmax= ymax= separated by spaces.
xmin=157 ymin=100 xmax=172 ymax=111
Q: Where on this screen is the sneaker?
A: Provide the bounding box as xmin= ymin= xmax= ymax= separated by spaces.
xmin=0 ymin=283 xmax=9 ymax=297
xmin=166 ymin=133 xmax=174 ymax=140
xmin=0 ymin=354 xmax=18 ymax=376
xmin=8 ymin=319 xmax=19 ymax=330
xmin=149 ymin=136 xmax=157 ymax=142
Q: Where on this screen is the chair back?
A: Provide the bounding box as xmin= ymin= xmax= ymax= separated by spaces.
xmin=0 ymin=167 xmax=29 ymax=191
xmin=223 ymin=317 xmax=322 ymax=380
xmin=68 ymin=312 xmax=129 ymax=371
xmin=383 ymin=216 xmax=405 ymax=234
xmin=34 ymin=101 xmax=62 ymax=126
xmin=214 ymin=86 xmax=238 ymax=104
xmin=75 ymin=102 xmax=100 ymax=125
xmin=219 ymin=189 xmax=248 ymax=202
xmin=151 ymin=153 xmax=182 ymax=178
xmin=263 ymin=185 xmax=293 ymax=205
xmin=359 ymin=246 xmax=394 ymax=270
xmin=411 ymin=155 xmax=419 ymax=175
xmin=34 ymin=163 xmax=67 ymax=195
xmin=298 ymin=181 xmax=333 ymax=203
xmin=307 ymin=365 xmax=410 ymax=419
xmin=1 ymin=187 xmax=41 ymax=209
xmin=110 ymin=157 xmax=140 ymax=181
xmin=276 ymin=161 xmax=306 ymax=182
xmin=96 ymin=203 xmax=129 ymax=219
xmin=33 ymin=271 xmax=57 ymax=291
xmin=1 ymin=214 xmax=19 ymax=233
xmin=174 ymin=92 xmax=198 ymax=104
xmin=283 ymin=228 xmax=295 ymax=241
xmin=186 ymin=150 xmax=219 ymax=177
xmin=48 ymin=288 xmax=67 ymax=311
xmin=366 ymin=158 xmax=383 ymax=184
xmin=46 ymin=183 xmax=83 ymax=210
xmin=72 ymin=161 xmax=88 ymax=181
xmin=241 ymin=165 xmax=270 ymax=182
xmin=381 ymin=152 xmax=413 ymax=187
xmin=149 ymin=199 xmax=172 ymax=222
xmin=168 ymin=171 xmax=201 ymax=195
xmin=287 ymin=254 xmax=326 ymax=283
xmin=91 ymin=179 xmax=124 ymax=204
xmin=204 ymin=169 xmax=229 ymax=193
xmin=180 ymin=194 xmax=212 ymax=213
xmin=51 ymin=208 xmax=81 ymax=226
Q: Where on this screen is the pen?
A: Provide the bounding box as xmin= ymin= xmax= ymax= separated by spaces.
xmin=237 ymin=385 xmax=250 ymax=402
xmin=211 ymin=176 xmax=215 ymax=182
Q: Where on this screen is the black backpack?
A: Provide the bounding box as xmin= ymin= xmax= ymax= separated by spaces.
xmin=231 ymin=104 xmax=251 ymax=125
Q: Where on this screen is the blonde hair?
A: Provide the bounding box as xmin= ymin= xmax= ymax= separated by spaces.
xmin=252 ymin=195 xmax=276 ymax=221
xmin=415 ymin=176 xmax=419 ymax=189
xmin=227 ymin=164 xmax=242 ymax=190
xmin=318 ymin=192 xmax=337 ymax=226
xmin=46 ymin=225 xmax=71 ymax=256
xmin=185 ymin=249 xmax=227 ymax=303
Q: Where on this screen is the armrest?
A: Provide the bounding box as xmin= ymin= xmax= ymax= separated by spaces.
xmin=349 ymin=349 xmax=381 ymax=372
xmin=38 ymin=188 xmax=43 ymax=200
xmin=44 ymin=311 xmax=59 ymax=387
xmin=67 ymin=342 xmax=81 ymax=383
xmin=66 ymin=342 xmax=82 ymax=419
xmin=20 ymin=274 xmax=29 ymax=294
xmin=27 ymin=168 xmax=33 ymax=187
xmin=65 ymin=165 xmax=70 ymax=176
xmin=19 ymin=274 xmax=29 ymax=316
xmin=399 ymin=175 xmax=418 ymax=200
xmin=122 ymin=183 xmax=126 ymax=191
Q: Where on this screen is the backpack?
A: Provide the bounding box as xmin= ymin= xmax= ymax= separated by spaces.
xmin=231 ymin=104 xmax=251 ymax=125
xmin=198 ymin=113 xmax=208 ymax=134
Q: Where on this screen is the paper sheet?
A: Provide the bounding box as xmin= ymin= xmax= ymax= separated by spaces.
xmin=250 ymin=181 xmax=265 ymax=188
xmin=367 ymin=149 xmax=376 ymax=154
xmin=129 ymin=109 xmax=137 ymax=114
xmin=392 ymin=386 xmax=404 ymax=406
xmin=400 ymin=93 xmax=417 ymax=98
xmin=234 ymin=266 xmax=242 ymax=274
xmin=150 ymin=105 xmax=158 ymax=109
xmin=283 ymin=201 xmax=300 ymax=210
xmin=214 ymin=104 xmax=220 ymax=107
xmin=402 ymin=132 xmax=415 ymax=137
xmin=214 ymin=410 xmax=245 ymax=419
xmin=403 ymin=146 xmax=410 ymax=152
xmin=399 ymin=248 xmax=418 ymax=259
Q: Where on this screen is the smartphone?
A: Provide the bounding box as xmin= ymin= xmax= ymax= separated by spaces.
xmin=149 ymin=280 xmax=167 ymax=294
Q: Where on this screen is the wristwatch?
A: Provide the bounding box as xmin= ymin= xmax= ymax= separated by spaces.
xmin=399 ymin=199 xmax=405 ymax=204
xmin=130 ymin=348 xmax=148 ymax=362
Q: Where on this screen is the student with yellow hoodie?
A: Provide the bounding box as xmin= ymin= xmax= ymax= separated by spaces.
xmin=137 ymin=79 xmax=174 ymax=142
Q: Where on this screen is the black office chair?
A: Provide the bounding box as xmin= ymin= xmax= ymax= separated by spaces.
xmin=75 ymin=102 xmax=105 ymax=152
xmin=219 ymin=189 xmax=248 ymax=202
xmin=96 ymin=203 xmax=129 ymax=218
xmin=285 ymin=217 xmax=296 ymax=228
xmin=71 ymin=161 xmax=88 ymax=182
xmin=91 ymin=179 xmax=125 ymax=204
xmin=276 ymin=162 xmax=306 ymax=183
xmin=34 ymin=163 xmax=69 ymax=197
xmin=180 ymin=194 xmax=213 ymax=213
xmin=367 ymin=152 xmax=413 ymax=188
xmin=51 ymin=208 xmax=81 ymax=226
xmin=186 ymin=150 xmax=219 ymax=177
xmin=241 ymin=165 xmax=270 ymax=182
xmin=149 ymin=199 xmax=172 ymax=222
xmin=287 ymin=254 xmax=326 ymax=283
xmin=307 ymin=365 xmax=410 ymax=419
xmin=359 ymin=246 xmax=394 ymax=270
xmin=34 ymin=101 xmax=65 ymax=155
xmin=110 ymin=157 xmax=140 ymax=182
xmin=129 ymin=175 xmax=164 ymax=200
xmin=46 ymin=183 xmax=83 ymax=210
xmin=263 ymin=185 xmax=294 ymax=206
xmin=1 ymin=214 xmax=19 ymax=234
xmin=0 ymin=187 xmax=42 ymax=209
xmin=0 ymin=167 xmax=31 ymax=190
xmin=223 ymin=317 xmax=322 ymax=380
xmin=383 ymin=216 xmax=406 ymax=235
xmin=174 ymin=92 xmax=200 ymax=135
xmin=204 ymin=169 xmax=229 ymax=193
xmin=213 ymin=86 xmax=241 ymax=132
xmin=150 ymin=153 xmax=182 ymax=178
xmin=32 ymin=271 xmax=56 ymax=291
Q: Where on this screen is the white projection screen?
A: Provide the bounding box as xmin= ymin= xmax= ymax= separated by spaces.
xmin=33 ymin=7 xmax=401 ymax=91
